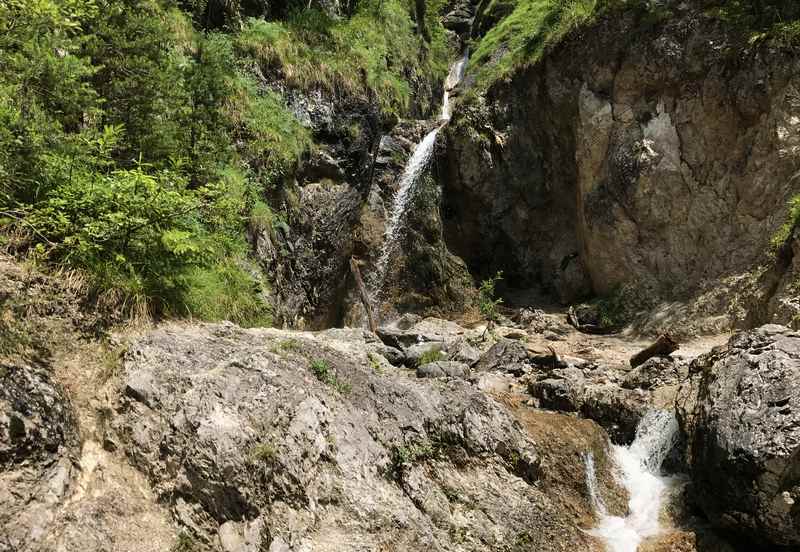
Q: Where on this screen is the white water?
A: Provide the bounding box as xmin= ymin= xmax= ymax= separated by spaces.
xmin=441 ymin=51 xmax=469 ymax=121
xmin=586 ymin=410 xmax=680 ymax=552
xmin=371 ymin=53 xmax=468 ymax=294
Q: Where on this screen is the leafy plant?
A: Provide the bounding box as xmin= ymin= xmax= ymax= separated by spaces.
xmin=479 ymin=271 xmax=504 ymax=324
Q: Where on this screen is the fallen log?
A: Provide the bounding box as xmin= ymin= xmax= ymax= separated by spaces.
xmin=350 ymin=256 xmax=377 ymax=334
xmin=629 ymin=334 xmax=679 ymax=368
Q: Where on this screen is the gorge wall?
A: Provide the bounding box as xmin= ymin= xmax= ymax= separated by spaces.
xmin=439 ymin=1 xmax=800 ymax=330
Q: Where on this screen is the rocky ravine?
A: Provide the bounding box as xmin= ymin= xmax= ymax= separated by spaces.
xmin=5 ymin=251 xmax=800 ymax=551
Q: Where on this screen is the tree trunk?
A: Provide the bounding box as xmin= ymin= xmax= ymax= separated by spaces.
xmin=629 ymin=334 xmax=679 ymax=368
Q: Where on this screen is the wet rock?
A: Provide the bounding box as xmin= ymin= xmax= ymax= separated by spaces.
xmin=678 ymin=325 xmax=800 ymax=546
xmin=416 ymin=361 xmax=469 ymax=379
xmin=528 ymin=365 xmax=650 ymax=444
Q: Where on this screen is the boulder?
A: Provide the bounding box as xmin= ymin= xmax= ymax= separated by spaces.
xmin=622 ymin=356 xmax=686 ymax=390
xmin=678 ymin=325 xmax=800 ymax=546
xmin=377 ymin=316 xmax=469 ymax=349
xmin=446 ymin=337 xmax=481 ymax=365
xmin=109 ymin=322 xmax=608 ymax=551
xmin=474 ymin=339 xmax=529 ymax=373
xmin=404 ymin=341 xmax=445 ymax=367
xmin=416 ymin=361 xmax=469 ymax=379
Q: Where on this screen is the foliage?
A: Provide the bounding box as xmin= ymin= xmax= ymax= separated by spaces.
xmin=171 ymin=532 xmax=199 ymax=552
xmin=706 ymin=1 xmax=800 ymax=46
xmin=478 ymin=271 xmax=504 ymax=323
xmin=393 ymin=439 xmax=438 ymax=466
xmin=418 ymin=348 xmax=445 ymax=365
xmin=235 ymin=0 xmax=452 ymax=113
xmin=470 ymin=0 xmax=603 ymax=90
xmin=771 ymin=195 xmax=800 ymax=251
xmin=0 ymin=0 xmax=450 ymax=323
xmin=0 ymin=0 xmax=313 ymax=322
xmin=310 ymin=358 xmax=351 ymax=393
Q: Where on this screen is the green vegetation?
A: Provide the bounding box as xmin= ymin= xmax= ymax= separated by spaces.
xmin=393 ymin=439 xmax=438 ymax=466
xmin=236 ymin=0 xmax=451 ymax=113
xmin=470 ymin=0 xmax=604 ymax=89
xmin=273 ymin=338 xmax=302 ymax=354
xmin=310 ymin=358 xmax=351 ymax=393
xmin=171 ymin=532 xmax=199 ymax=552
xmin=418 ymin=347 xmax=445 ymax=365
xmin=771 ymin=195 xmax=800 ymax=250
xmin=469 ymin=0 xmax=800 ymax=90
xmin=706 ymin=1 xmax=800 ymax=46
xmin=249 ymin=442 xmax=277 ymax=463
xmin=367 ymin=352 xmax=384 ymax=374
xmin=0 ymin=0 xmax=449 ymax=324
xmin=478 ymin=271 xmax=504 ymax=324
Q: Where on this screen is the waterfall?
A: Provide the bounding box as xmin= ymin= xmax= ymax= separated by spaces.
xmin=586 ymin=410 xmax=680 ymax=552
xmin=370 ymin=52 xmax=468 ymax=296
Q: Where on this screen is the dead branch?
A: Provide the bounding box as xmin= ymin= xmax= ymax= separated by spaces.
xmin=629 ymin=334 xmax=679 ymax=368
xmin=350 ymin=256 xmax=377 ymax=334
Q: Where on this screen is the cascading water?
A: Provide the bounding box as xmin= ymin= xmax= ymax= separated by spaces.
xmin=370 ymin=52 xmax=468 ymax=296
xmin=585 ymin=410 xmax=680 ymax=552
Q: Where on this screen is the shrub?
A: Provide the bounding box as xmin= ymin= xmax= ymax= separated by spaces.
xmin=479 ymin=271 xmax=504 ymax=323
xmin=418 ymin=348 xmax=444 ymax=365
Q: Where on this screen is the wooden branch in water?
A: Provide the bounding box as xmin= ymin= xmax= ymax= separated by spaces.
xmin=350 ymin=256 xmax=377 ymax=334
xmin=629 ymin=334 xmax=679 ymax=368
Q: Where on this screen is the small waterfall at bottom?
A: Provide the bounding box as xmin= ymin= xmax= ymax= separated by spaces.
xmin=585 ymin=410 xmax=680 ymax=552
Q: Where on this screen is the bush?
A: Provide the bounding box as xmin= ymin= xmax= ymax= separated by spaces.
xmin=418 ymin=348 xmax=444 ymax=365
xmin=479 ymin=271 xmax=504 ymax=323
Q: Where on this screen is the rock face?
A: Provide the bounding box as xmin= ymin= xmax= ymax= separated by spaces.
xmin=0 ymin=255 xmax=176 ymax=552
xmin=444 ymin=3 xmax=800 ymax=323
xmin=112 ymin=322 xmax=611 ymax=551
xmin=678 ymin=325 xmax=800 ymax=546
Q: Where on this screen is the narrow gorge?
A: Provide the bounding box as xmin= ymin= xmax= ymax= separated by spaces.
xmin=1 ymin=1 xmax=800 ymax=552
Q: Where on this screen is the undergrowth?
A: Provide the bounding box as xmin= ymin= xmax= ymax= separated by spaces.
xmin=235 ymin=0 xmax=452 ymax=114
